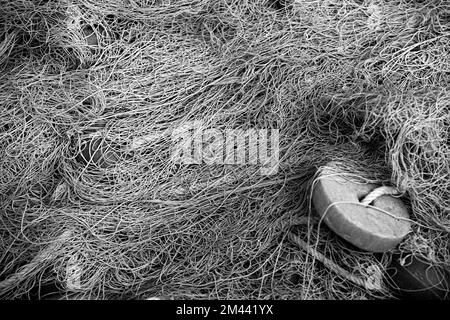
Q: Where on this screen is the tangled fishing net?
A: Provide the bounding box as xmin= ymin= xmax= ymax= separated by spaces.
xmin=0 ymin=0 xmax=449 ymax=299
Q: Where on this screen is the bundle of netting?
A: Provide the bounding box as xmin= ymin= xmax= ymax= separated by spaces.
xmin=0 ymin=0 xmax=449 ymax=300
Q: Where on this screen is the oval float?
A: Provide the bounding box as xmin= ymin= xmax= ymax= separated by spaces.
xmin=82 ymin=25 xmax=99 ymax=47
xmin=312 ymin=173 xmax=411 ymax=252
xmin=386 ymin=253 xmax=450 ymax=300
xmin=76 ymin=138 xmax=119 ymax=169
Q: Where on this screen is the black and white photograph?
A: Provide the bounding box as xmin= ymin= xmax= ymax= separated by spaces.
xmin=0 ymin=0 xmax=449 ymax=312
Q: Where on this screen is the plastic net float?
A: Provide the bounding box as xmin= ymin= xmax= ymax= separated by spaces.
xmin=312 ymin=164 xmax=411 ymax=253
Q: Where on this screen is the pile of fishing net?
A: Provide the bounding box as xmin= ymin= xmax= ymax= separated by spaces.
xmin=0 ymin=0 xmax=448 ymax=299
